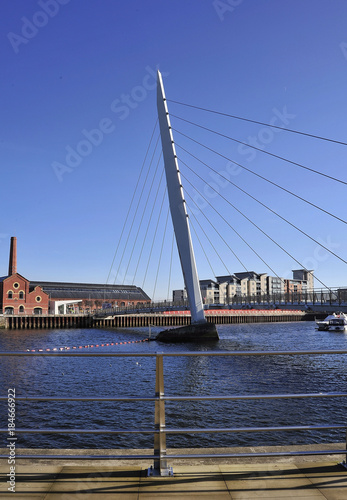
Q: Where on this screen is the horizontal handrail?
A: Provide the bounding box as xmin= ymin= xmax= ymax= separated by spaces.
xmin=1 ymin=349 xmax=346 ymax=474
xmin=1 ymin=391 xmax=347 ymax=402
xmin=0 ymin=449 xmax=346 ymax=461
xmin=1 ymin=349 xmax=347 ymax=356
xmin=0 ymin=453 xmax=158 ymax=460
xmin=0 ymin=424 xmax=345 ymax=434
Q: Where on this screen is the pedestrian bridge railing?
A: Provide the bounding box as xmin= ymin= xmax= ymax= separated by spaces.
xmin=1 ymin=350 xmax=347 ymax=476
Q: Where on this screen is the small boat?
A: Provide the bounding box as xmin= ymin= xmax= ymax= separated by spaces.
xmin=316 ymin=312 xmax=347 ymax=331
xmin=328 ymin=315 xmax=347 ymax=332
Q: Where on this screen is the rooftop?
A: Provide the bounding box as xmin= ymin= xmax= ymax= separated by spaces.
xmin=30 ymin=280 xmax=151 ymax=301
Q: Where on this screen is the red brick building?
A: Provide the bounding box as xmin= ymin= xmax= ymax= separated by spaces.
xmin=0 ymin=237 xmax=150 ymax=315
xmin=284 ymin=279 xmax=304 ymax=294
xmin=0 ymin=237 xmax=49 ymax=315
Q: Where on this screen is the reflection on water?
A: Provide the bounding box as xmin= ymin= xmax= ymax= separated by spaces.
xmin=1 ymin=322 xmax=347 ymax=449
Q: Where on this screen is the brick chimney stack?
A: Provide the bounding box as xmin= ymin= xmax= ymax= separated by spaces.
xmin=8 ymin=236 xmax=17 ymax=276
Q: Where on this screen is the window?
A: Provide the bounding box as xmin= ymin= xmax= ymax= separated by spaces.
xmin=35 ymin=296 xmax=42 ymax=303
xmin=7 ymin=291 xmax=13 ymax=299
xmin=4 ymin=307 xmax=14 ymax=315
xmin=19 ymin=291 xmax=24 ymax=299
xmin=19 ymin=306 xmax=24 ymax=313
xmin=33 ymin=308 xmax=42 ymax=315
xmin=13 ymin=282 xmax=19 ymax=289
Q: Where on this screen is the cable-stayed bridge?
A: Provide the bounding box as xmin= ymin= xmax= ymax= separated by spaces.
xmin=106 ymin=72 xmax=347 ymax=323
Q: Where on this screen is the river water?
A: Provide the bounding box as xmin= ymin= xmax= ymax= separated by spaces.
xmin=1 ymin=321 xmax=347 ymax=450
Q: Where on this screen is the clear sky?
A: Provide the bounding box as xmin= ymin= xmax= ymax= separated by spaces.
xmin=1 ymin=0 xmax=347 ymax=300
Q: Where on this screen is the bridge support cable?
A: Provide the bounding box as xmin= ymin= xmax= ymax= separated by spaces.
xmin=171 ymin=114 xmax=347 ymax=188
xmin=122 ymin=151 xmax=163 ymax=285
xmin=113 ymin=133 xmax=161 ymax=285
xmin=188 ymin=212 xmax=227 ymax=279
xmin=179 ymin=161 xmax=331 ymax=290
xmin=185 ymin=195 xmax=244 ymax=275
xmin=166 ymin=99 xmax=347 ymax=148
xmin=142 ymin=188 xmax=168 ymax=291
xmin=166 ymin=233 xmax=175 ymax=302
xmin=176 ymin=148 xmax=347 ymax=268
xmin=152 ymin=208 xmax=170 ymax=301
xmin=132 ymin=168 xmax=165 ymax=286
xmin=106 ymin=118 xmax=158 ymax=285
xmin=176 ymin=140 xmax=347 ymax=227
xmin=174 ymin=131 xmax=347 ymax=227
xmin=183 ymin=173 xmax=284 ymax=284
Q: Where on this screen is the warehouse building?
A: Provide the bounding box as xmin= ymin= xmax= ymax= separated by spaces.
xmin=0 ymin=237 xmax=150 ymax=314
xmin=30 ymin=280 xmax=150 ymax=313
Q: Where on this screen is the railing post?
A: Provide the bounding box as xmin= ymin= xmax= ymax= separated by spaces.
xmin=148 ymin=353 xmax=173 ymax=476
xmin=341 ymin=429 xmax=347 ymax=469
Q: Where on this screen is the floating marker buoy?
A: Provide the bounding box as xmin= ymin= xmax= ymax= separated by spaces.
xmin=25 ymin=336 xmax=149 ymax=352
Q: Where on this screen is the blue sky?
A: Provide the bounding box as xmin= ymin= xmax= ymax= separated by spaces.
xmin=1 ymin=0 xmax=347 ymax=299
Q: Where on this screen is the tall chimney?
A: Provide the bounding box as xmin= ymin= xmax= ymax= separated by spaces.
xmin=8 ymin=237 xmax=17 ymax=276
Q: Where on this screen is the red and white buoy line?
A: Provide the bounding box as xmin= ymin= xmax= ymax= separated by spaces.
xmin=26 ymin=338 xmax=149 ymax=352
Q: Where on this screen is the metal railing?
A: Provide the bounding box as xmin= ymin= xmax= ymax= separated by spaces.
xmin=94 ymin=287 xmax=347 ymax=317
xmin=1 ymin=350 xmax=347 ymax=476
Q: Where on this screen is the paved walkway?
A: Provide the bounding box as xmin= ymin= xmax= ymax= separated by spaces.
xmin=1 ymin=461 xmax=347 ymax=499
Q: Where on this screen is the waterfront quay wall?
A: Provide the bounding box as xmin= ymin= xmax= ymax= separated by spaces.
xmin=2 ymin=314 xmax=92 ymax=330
xmin=94 ymin=309 xmax=306 ymax=328
xmin=2 ymin=309 xmax=307 ymax=329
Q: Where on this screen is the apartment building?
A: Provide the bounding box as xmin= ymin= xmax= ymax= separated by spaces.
xmin=199 ymin=279 xmax=220 ymax=305
xmin=173 ymin=269 xmax=314 ymax=305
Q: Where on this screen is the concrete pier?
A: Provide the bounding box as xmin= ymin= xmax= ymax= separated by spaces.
xmin=155 ymin=322 xmax=219 ymax=342
xmin=2 ymin=314 xmax=93 ymax=330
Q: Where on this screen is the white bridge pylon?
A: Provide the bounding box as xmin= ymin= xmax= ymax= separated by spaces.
xmin=157 ymin=71 xmax=206 ymax=324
